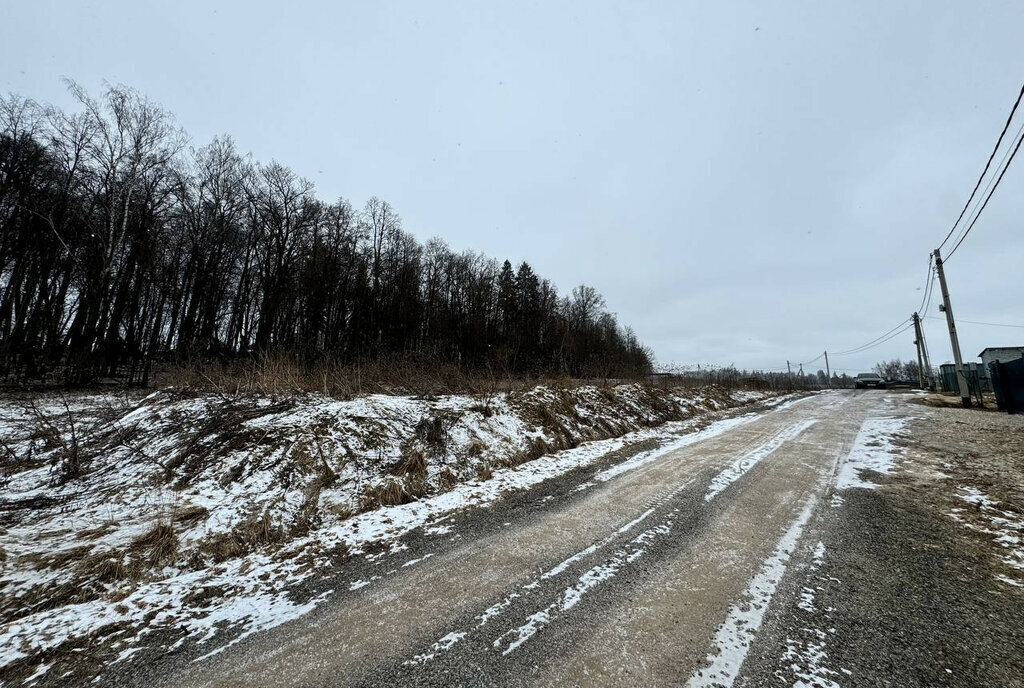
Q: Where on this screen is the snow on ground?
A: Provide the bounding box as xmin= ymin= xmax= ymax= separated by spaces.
xmin=0 ymin=384 xmax=786 ymax=682
xmin=687 ymin=499 xmax=818 ymax=688
xmin=835 ymin=417 xmax=908 ymax=490
xmin=949 ymin=486 xmax=1024 ymax=586
xmin=704 ymin=419 xmax=818 ymax=502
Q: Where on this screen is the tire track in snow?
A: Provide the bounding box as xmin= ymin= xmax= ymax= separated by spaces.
xmin=704 ymin=419 xmax=819 ymax=502
xmin=403 ymin=477 xmax=695 ymax=665
xmin=493 ymin=516 xmax=675 ymax=656
xmin=686 ymin=497 xmax=818 ymax=688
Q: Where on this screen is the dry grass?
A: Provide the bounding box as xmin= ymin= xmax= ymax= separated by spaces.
xmin=359 ymin=476 xmax=427 ymax=510
xmin=398 ymin=449 xmax=428 ymax=477
xmin=165 ymin=399 xmax=293 ymax=487
xmin=502 ymin=437 xmax=551 ymax=468
xmin=172 ymin=504 xmax=210 ymax=526
xmin=130 ymin=522 xmax=178 ymax=567
xmin=76 ymin=523 xmax=118 ymax=541
xmin=198 ymin=511 xmax=286 ymax=563
xmin=153 ymin=352 xmax=525 ymax=399
xmin=77 ymin=549 xmax=132 ymax=583
xmin=437 ymin=466 xmax=458 ymax=490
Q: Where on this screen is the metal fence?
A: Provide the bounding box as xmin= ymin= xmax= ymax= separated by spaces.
xmin=989 ymin=358 xmax=1024 ymax=414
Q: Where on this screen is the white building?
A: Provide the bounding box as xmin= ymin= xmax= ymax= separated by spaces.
xmin=979 ymin=346 xmax=1024 ymax=371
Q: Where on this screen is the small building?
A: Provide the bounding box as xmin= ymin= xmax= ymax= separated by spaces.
xmin=979 ymin=346 xmax=1024 ymax=370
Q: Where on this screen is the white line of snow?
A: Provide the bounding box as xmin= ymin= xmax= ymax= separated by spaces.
xmin=193 ymin=589 xmax=334 ymax=661
xmin=704 ymin=419 xmax=819 ymax=502
xmin=405 ymin=631 xmax=468 ymax=665
xmin=595 ymin=414 xmax=760 ymax=483
xmin=834 ymin=417 xmax=907 ymax=490
xmin=686 ymin=498 xmax=818 ymax=688
xmin=495 ymin=519 xmax=675 ymax=656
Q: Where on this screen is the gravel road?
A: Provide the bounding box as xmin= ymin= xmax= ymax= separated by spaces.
xmin=107 ymin=390 xmax=1023 ymax=688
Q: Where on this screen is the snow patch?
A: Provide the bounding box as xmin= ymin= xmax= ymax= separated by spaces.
xmin=835 ymin=417 xmax=907 ymax=490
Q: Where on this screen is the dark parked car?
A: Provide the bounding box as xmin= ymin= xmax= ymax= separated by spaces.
xmin=855 ymin=373 xmax=886 ymax=389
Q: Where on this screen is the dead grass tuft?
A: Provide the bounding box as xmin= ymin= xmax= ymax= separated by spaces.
xmin=198 ymin=511 xmax=286 ymax=563
xmin=438 ymin=466 xmax=458 ymax=490
xmin=130 ymin=522 xmax=178 ymax=567
xmin=398 ymin=448 xmax=428 ymax=477
xmin=173 ymin=504 xmax=210 ymax=526
xmin=502 ymin=437 xmax=551 ymax=468
xmin=76 ymin=523 xmax=118 ymax=541
xmin=76 ymin=549 xmax=133 ymax=583
xmin=359 ymin=476 xmax=427 ymax=510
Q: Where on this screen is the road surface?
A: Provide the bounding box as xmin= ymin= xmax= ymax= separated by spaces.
xmin=124 ymin=390 xmax=1022 ymax=688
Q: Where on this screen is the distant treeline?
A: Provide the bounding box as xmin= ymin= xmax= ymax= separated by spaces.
xmin=0 ymin=85 xmax=652 ymax=385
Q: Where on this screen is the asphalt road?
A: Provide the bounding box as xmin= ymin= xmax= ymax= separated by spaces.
xmin=133 ymin=390 xmax=1022 ymax=688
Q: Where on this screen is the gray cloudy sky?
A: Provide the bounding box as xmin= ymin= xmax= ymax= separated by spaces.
xmin=3 ymin=1 xmax=1023 ymax=374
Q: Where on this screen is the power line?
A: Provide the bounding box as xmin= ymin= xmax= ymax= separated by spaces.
xmin=833 ymin=323 xmax=914 ymax=357
xmin=829 ymin=318 xmax=912 ymax=356
xmin=946 ymin=122 xmax=1024 ymax=259
xmin=944 ymin=120 xmax=1024 ymax=257
xmin=924 ymin=315 xmax=1024 ymax=329
xmin=939 ymin=81 xmax=1024 ymax=251
xmin=798 ymin=352 xmax=824 ymax=366
xmin=922 ymin=267 xmax=937 ymax=315
xmin=916 ymin=255 xmax=934 ymax=313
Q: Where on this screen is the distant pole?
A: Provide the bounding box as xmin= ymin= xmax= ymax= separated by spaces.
xmin=933 ymin=249 xmax=971 ymax=407
xmin=824 ymin=351 xmax=832 ymax=388
xmin=912 ymin=312 xmax=925 ymax=389
xmin=787 ymin=360 xmax=792 ymax=389
xmin=920 ymin=323 xmax=934 ymax=390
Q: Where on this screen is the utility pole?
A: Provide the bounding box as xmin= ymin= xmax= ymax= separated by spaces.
xmin=912 ymin=312 xmax=925 ymax=389
xmin=920 ymin=322 xmax=934 ymax=390
xmin=787 ymin=360 xmax=792 ymax=390
xmin=933 ymin=249 xmax=971 ymax=407
xmin=824 ymin=351 xmax=832 ymax=388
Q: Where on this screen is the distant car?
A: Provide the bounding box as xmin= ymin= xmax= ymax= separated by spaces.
xmin=855 ymin=373 xmax=886 ymax=389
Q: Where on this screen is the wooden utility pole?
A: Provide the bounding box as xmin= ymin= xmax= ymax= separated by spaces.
xmin=912 ymin=312 xmax=925 ymax=389
xmin=933 ymin=249 xmax=971 ymax=407
xmin=824 ymin=351 xmax=832 ymax=388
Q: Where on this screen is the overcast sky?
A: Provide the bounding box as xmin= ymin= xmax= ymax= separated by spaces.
xmin=3 ymin=1 xmax=1022 ymax=374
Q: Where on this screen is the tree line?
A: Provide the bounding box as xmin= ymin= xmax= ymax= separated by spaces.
xmin=0 ymin=84 xmax=653 ymax=386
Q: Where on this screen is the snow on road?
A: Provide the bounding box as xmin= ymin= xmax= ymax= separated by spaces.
xmin=704 ymin=418 xmax=819 ymax=502
xmin=687 ymin=498 xmax=818 ymax=688
xmin=834 ymin=417 xmax=907 ymax=490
